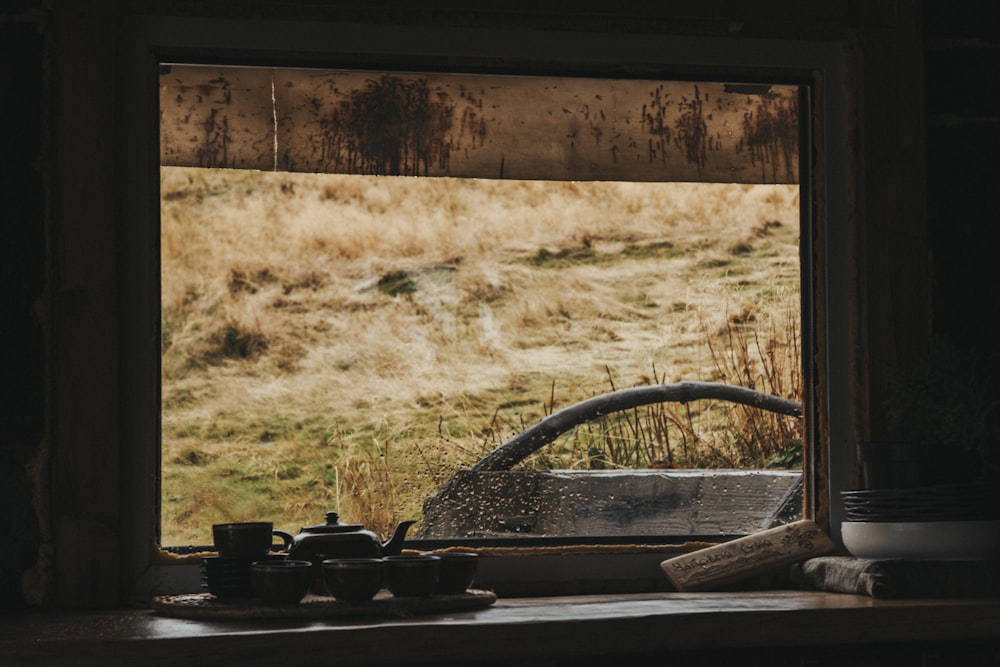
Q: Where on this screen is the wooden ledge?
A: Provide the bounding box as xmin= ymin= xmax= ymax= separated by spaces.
xmin=3 ymin=591 xmax=999 ymax=666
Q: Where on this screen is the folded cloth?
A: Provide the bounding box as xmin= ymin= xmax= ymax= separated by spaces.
xmin=789 ymin=556 xmax=1000 ymax=598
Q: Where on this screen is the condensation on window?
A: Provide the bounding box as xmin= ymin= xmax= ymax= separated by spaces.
xmin=159 ymin=65 xmax=802 ymax=547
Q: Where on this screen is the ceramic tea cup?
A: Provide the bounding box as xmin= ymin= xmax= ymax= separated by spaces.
xmin=432 ymin=551 xmax=478 ymax=594
xmin=213 ymin=521 xmax=290 ymax=559
xmin=383 ymin=554 xmax=440 ymax=598
xmin=250 ymin=559 xmax=313 ymax=604
xmin=322 ymin=558 xmax=383 ymax=602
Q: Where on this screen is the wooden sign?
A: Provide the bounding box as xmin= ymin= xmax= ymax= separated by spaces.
xmin=661 ymin=520 xmax=834 ymax=591
xmin=160 ymin=64 xmax=800 ymax=184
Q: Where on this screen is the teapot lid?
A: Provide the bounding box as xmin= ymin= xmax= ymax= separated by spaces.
xmin=301 ymin=511 xmax=365 ymax=534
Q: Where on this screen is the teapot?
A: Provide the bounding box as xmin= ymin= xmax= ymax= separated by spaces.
xmin=276 ymin=511 xmax=416 ymax=560
xmin=275 ymin=512 xmax=415 ymax=593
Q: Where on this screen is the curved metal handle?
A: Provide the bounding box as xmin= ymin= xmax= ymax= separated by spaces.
xmin=471 ymin=381 xmax=802 ymax=472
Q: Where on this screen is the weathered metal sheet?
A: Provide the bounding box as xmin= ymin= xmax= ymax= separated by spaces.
xmin=161 ymin=64 xmax=799 ymax=184
xmin=160 ymin=66 xmax=275 ymax=170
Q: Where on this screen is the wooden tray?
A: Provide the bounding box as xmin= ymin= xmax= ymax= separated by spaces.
xmin=152 ymin=589 xmax=496 ymax=620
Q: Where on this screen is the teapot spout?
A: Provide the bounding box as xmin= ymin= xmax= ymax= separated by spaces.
xmin=381 ymin=520 xmax=417 ymax=555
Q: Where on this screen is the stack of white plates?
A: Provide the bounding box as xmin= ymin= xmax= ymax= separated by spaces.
xmin=841 ymin=482 xmax=997 ymax=523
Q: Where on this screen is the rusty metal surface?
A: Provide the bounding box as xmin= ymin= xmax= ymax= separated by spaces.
xmin=161 ymin=65 xmax=799 ymax=183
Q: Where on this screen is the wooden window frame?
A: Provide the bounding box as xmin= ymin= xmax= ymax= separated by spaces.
xmin=117 ymin=15 xmax=853 ymax=599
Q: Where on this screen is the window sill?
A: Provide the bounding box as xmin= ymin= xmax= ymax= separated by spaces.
xmin=4 ymin=591 xmax=999 ymax=666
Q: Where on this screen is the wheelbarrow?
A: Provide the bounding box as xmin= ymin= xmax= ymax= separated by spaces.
xmin=417 ymin=381 xmax=803 ymax=540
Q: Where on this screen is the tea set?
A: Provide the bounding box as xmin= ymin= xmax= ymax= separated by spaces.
xmin=203 ymin=511 xmax=478 ymax=605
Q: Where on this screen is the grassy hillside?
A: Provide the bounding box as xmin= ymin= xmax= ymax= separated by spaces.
xmin=160 ymin=167 xmax=801 ymax=546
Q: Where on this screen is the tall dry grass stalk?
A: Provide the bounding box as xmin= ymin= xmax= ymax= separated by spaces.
xmin=160 ymin=167 xmax=800 ymax=545
xmin=337 ymin=441 xmax=398 ymax=540
xmin=703 ymin=305 xmax=802 ymax=466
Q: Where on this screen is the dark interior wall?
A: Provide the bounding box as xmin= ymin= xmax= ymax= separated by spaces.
xmin=0 ymin=0 xmax=994 ymax=613
xmin=921 ymin=0 xmax=1000 ymax=469
xmin=1 ymin=4 xmax=46 ymax=610
xmin=925 ymin=1 xmax=1000 ymax=351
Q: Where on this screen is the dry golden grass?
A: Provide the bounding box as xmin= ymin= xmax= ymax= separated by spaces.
xmin=160 ymin=167 xmax=800 ymax=545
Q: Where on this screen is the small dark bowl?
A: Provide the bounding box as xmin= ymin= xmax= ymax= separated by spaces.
xmin=432 ymin=552 xmax=478 ymax=594
xmin=202 ymin=555 xmax=254 ymax=572
xmin=250 ymin=559 xmax=313 ymax=604
xmin=383 ymin=555 xmax=440 ymax=598
xmin=322 ymin=558 xmax=383 ymax=602
xmin=203 ymin=553 xmax=284 ymax=571
xmin=202 ymin=573 xmax=254 ymax=600
xmin=201 ymin=555 xmax=257 ymax=599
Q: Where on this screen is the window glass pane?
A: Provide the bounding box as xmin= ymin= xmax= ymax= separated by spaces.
xmin=160 ymin=67 xmax=802 ymax=547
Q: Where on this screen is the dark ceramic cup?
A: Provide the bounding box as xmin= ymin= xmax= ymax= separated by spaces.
xmin=213 ymin=521 xmax=290 ymax=559
xmin=250 ymin=559 xmax=313 ymax=604
xmin=383 ymin=554 xmax=440 ymax=598
xmin=432 ymin=552 xmax=478 ymax=594
xmin=322 ymin=558 xmax=383 ymax=602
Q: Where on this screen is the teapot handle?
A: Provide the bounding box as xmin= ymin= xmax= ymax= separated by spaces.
xmin=272 ymin=529 xmax=294 ymax=553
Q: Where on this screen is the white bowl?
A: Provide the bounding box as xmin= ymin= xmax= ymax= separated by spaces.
xmin=841 ymin=520 xmax=1000 ymax=560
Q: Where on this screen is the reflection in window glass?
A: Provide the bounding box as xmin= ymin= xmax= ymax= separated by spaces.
xmin=159 ymin=68 xmax=802 ymax=547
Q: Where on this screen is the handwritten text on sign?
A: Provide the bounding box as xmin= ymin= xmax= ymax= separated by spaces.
xmin=661 ymin=520 xmax=834 ymax=591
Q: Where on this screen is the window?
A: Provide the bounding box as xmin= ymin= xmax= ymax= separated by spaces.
xmin=159 ymin=65 xmax=804 ymax=548
xmin=120 ymin=16 xmax=851 ymax=594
